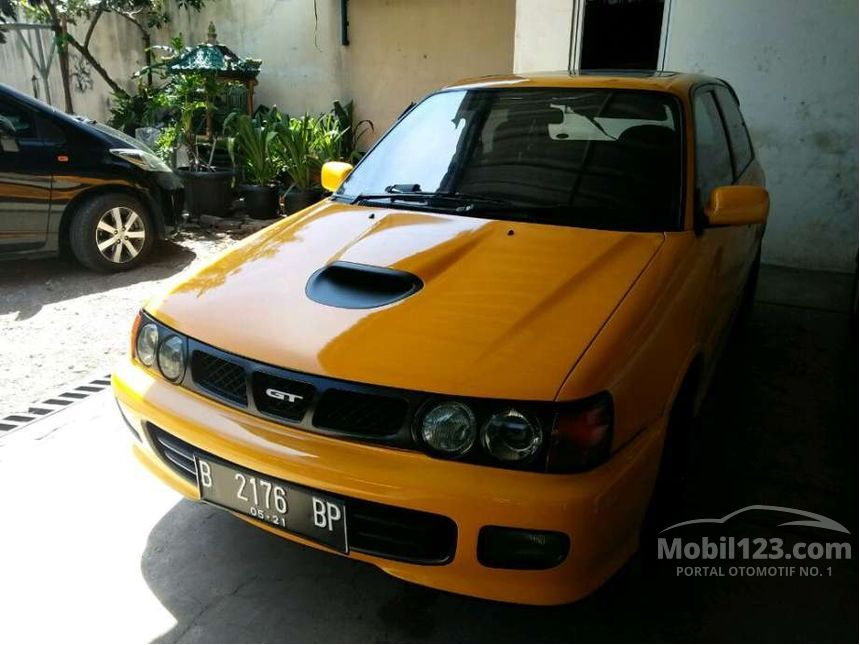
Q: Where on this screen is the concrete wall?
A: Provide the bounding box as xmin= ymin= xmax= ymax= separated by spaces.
xmin=344 ymin=0 xmax=516 ymax=142
xmin=663 ymin=0 xmax=858 ymax=271
xmin=0 ymin=0 xmax=515 ymax=142
xmin=0 ymin=14 xmax=144 ymax=121
xmin=513 ymin=0 xmax=572 ymax=72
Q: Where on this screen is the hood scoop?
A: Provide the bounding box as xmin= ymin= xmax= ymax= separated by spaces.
xmin=306 ymin=261 xmax=423 ymax=309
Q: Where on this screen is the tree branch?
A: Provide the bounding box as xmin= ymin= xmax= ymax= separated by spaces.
xmin=84 ymin=1 xmax=107 ymax=49
xmin=118 ymin=9 xmax=148 ymax=37
xmin=66 ymin=32 xmax=127 ymax=97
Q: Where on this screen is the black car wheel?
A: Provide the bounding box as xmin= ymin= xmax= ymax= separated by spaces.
xmin=69 ymin=194 xmax=154 ymax=272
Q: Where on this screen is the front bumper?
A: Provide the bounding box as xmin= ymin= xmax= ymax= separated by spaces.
xmin=113 ymin=355 xmax=664 ymax=605
xmin=146 ymin=171 xmax=185 ymax=239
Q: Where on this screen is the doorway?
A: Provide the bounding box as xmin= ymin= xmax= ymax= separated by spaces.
xmin=575 ymin=0 xmax=667 ymax=70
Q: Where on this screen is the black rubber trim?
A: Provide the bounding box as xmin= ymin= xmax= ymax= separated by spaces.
xmin=305 ymin=261 xmax=423 ymax=309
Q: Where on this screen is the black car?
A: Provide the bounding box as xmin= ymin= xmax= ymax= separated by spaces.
xmin=0 ymin=83 xmax=183 ymax=272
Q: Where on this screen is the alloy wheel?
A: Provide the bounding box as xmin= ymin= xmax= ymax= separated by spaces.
xmin=95 ymin=206 xmax=146 ymax=264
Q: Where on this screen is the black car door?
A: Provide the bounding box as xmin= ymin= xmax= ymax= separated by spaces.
xmin=0 ymin=94 xmax=56 ymax=252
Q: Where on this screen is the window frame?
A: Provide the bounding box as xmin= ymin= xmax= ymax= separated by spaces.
xmin=711 ymin=84 xmax=755 ymax=179
xmin=689 ymin=83 xmax=739 ymax=218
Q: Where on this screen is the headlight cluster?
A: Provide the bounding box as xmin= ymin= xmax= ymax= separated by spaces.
xmin=133 ymin=313 xmax=188 ymax=383
xmin=415 ymin=393 xmax=613 ymax=473
xmin=416 ymin=400 xmax=544 ymax=467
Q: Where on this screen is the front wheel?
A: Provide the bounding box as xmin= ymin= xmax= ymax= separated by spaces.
xmin=69 ymin=194 xmax=154 ymax=272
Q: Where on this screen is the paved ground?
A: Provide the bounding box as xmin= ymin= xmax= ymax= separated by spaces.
xmin=0 ymin=266 xmax=856 ymax=643
xmin=0 ymin=226 xmax=257 ymax=416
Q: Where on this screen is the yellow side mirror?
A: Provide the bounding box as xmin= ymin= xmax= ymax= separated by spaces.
xmin=705 ymin=185 xmax=769 ymax=226
xmin=321 ymin=161 xmax=354 ymax=193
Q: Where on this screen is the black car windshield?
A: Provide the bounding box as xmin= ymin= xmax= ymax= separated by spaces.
xmin=335 ymin=88 xmax=683 ymax=232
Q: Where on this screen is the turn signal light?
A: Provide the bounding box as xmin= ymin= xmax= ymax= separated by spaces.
xmin=547 ymin=392 xmax=613 ymax=472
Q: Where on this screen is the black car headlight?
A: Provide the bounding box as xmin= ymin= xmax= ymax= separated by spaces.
xmin=481 ymin=408 xmax=542 ymax=463
xmin=417 ymin=400 xmax=477 ymax=456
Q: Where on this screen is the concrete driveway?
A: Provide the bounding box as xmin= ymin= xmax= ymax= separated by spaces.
xmin=0 ymin=266 xmax=856 ymax=643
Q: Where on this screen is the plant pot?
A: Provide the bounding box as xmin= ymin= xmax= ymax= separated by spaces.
xmin=176 ymin=167 xmax=236 ymax=219
xmin=240 ymin=184 xmax=280 ymax=220
xmin=282 ymin=189 xmax=324 ymax=216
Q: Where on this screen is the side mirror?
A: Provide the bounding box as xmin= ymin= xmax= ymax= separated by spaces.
xmin=705 ymin=185 xmax=769 ymax=226
xmin=321 ymin=161 xmax=354 ymax=193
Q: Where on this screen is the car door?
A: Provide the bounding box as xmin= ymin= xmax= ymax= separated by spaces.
xmin=0 ymin=94 xmax=56 ymax=252
xmin=691 ymin=85 xmax=754 ymax=355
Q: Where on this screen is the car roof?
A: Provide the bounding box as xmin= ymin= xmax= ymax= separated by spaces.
xmin=443 ymin=70 xmax=722 ymax=98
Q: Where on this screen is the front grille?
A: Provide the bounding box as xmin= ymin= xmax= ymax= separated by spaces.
xmin=146 ymin=425 xmax=457 ymax=565
xmin=148 ymin=424 xmax=197 ymax=483
xmin=252 ymin=372 xmax=315 ymax=421
xmin=191 ymin=351 xmax=247 ymax=405
xmin=313 ymin=389 xmax=408 ymax=436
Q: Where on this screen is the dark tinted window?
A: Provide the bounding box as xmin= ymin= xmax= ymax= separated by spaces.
xmin=338 ymin=89 xmax=683 ymax=232
xmin=693 ymin=90 xmax=732 ymax=207
xmin=713 ymin=85 xmax=753 ymax=175
xmin=0 ymin=97 xmax=35 ymax=138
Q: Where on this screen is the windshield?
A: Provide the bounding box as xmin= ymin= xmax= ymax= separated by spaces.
xmin=336 ymin=88 xmax=683 ymax=232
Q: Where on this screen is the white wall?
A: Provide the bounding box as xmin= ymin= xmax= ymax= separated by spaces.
xmin=513 ymin=0 xmax=573 ymax=72
xmin=663 ymin=0 xmax=858 ymax=272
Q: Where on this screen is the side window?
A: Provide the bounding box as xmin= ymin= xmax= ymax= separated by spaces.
xmin=693 ymin=90 xmax=733 ymax=208
xmin=713 ymin=85 xmax=753 ymax=176
xmin=0 ymin=98 xmax=36 ymax=139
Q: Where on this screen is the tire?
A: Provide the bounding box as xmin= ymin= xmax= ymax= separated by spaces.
xmin=69 ymin=193 xmax=155 ymax=273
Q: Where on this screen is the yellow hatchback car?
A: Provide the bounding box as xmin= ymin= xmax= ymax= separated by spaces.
xmin=113 ymin=71 xmax=768 ymax=605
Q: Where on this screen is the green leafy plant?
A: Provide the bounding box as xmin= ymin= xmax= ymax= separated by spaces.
xmin=224 ymin=111 xmax=280 ymax=186
xmin=313 ymin=111 xmax=350 ymax=167
xmin=274 ymin=113 xmax=321 ymax=192
xmin=332 ymin=99 xmax=373 ymax=162
xmin=164 ymin=71 xmax=219 ymax=170
xmin=107 ymin=82 xmax=168 ymax=134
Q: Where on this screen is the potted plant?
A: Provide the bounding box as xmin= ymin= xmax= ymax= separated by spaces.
xmin=274 ymin=113 xmax=327 ymax=215
xmin=331 ymin=99 xmax=373 ymax=163
xmin=224 ymin=111 xmax=281 ymax=220
xmin=169 ymin=73 xmax=235 ymax=219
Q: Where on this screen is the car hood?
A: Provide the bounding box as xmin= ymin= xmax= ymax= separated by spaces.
xmin=148 ymin=202 xmax=664 ymax=400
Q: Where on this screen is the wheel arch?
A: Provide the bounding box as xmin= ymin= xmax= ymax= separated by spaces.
xmin=58 ymin=184 xmax=165 ymax=255
xmin=666 ymin=350 xmax=705 ymax=422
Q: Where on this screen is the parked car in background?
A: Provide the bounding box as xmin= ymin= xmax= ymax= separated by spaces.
xmin=0 ymin=83 xmax=183 ymax=272
xmin=114 ymin=71 xmax=768 ymax=605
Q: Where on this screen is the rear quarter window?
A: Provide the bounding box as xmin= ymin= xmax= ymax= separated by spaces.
xmin=693 ymin=90 xmax=733 ymax=208
xmin=714 ymin=85 xmax=753 ymax=176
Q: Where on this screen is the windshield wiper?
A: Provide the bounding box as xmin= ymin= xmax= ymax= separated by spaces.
xmin=352 ymin=189 xmax=518 ymax=210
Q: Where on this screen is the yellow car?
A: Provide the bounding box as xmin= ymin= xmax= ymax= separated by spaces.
xmin=113 ymin=71 xmax=768 ymax=605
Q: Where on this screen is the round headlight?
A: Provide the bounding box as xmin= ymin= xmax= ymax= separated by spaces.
xmin=136 ymin=323 xmax=158 ymax=367
xmin=157 ymin=335 xmax=186 ymax=382
xmin=419 ymin=401 xmax=477 ymax=456
xmin=481 ymin=408 xmax=542 ymax=463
